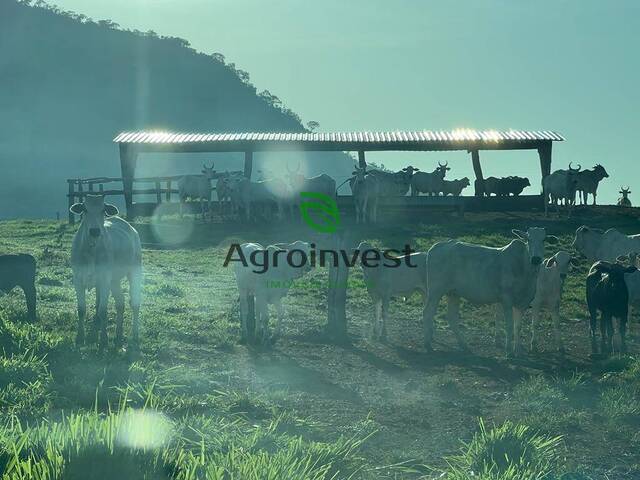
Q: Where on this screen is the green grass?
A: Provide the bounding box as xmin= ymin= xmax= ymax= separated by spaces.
xmin=1 ymin=209 xmax=640 ymax=478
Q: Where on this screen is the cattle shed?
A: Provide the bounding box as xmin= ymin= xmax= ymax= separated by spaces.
xmin=113 ymin=129 xmax=564 ymax=219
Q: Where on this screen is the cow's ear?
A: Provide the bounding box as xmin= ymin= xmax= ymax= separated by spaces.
xmin=546 ymin=235 xmax=559 ymax=244
xmin=512 ymin=229 xmax=527 ymax=240
xmin=70 ymin=203 xmax=85 ymax=214
xmin=104 ymin=204 xmax=119 ymax=217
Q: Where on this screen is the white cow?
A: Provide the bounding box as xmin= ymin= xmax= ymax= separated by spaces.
xmin=529 ymin=251 xmax=577 ymax=353
xmin=411 ymin=162 xmax=450 ymax=196
xmin=423 ymin=228 xmax=556 ymax=356
xmin=573 ymin=225 xmax=640 ymax=325
xmin=357 ymin=241 xmax=427 ymax=340
xmin=70 ymin=195 xmax=142 ymax=351
xmin=234 ymin=241 xmax=311 ymax=344
xmin=542 ymin=163 xmax=581 ymax=216
xmin=572 ymin=226 xmax=640 ymax=263
xmin=177 ymin=163 xmax=216 ymax=220
xmin=227 ymin=177 xmax=293 ymax=222
xmin=349 ymin=166 xmax=379 ymax=223
xmin=286 ymin=162 xmax=336 ymax=201
xmin=216 ymin=171 xmax=244 ymax=217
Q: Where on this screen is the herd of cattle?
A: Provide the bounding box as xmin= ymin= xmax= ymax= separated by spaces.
xmin=175 ymin=159 xmax=630 ymax=224
xmin=2 ymin=194 xmax=640 ymax=357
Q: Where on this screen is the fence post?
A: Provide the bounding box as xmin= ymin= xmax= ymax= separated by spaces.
xmin=68 ymin=180 xmax=75 ymax=224
xmin=166 ymin=180 xmax=172 ymax=202
xmin=88 ymin=182 xmax=94 ymax=193
xmin=99 ymin=184 xmax=104 ymax=194
xmin=77 ymin=180 xmax=84 ymax=203
xmin=156 ymin=181 xmax=162 ymax=204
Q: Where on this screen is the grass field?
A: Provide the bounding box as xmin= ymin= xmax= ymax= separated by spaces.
xmin=1 ymin=207 xmax=640 ymax=479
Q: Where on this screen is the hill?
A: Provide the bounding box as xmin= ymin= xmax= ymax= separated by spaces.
xmin=0 ymin=0 xmax=353 ymax=218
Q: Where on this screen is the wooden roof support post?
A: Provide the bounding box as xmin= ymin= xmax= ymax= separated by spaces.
xmin=470 ymin=149 xmax=484 ymax=196
xmin=244 ymin=151 xmax=253 ymax=178
xmin=326 ymin=233 xmax=350 ymax=342
xmin=537 ymin=141 xmax=552 ymax=178
xmin=358 ymin=150 xmax=366 ymax=169
xmin=119 ymin=143 xmax=138 ymax=220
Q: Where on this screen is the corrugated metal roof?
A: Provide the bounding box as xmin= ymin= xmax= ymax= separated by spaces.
xmin=114 ymin=129 xmax=563 ymax=153
xmin=115 ymin=129 xmax=563 ymax=144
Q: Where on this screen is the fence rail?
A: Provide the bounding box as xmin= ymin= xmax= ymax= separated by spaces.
xmin=66 ymin=175 xmax=544 ymax=224
xmin=66 ymin=174 xmax=240 ymax=224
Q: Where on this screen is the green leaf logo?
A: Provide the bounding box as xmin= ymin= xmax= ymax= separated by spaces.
xmin=299 ymin=192 xmax=340 ymax=233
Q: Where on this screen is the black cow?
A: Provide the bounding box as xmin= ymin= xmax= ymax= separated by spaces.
xmin=586 ymin=259 xmax=636 ymax=354
xmin=0 ymin=254 xmax=37 ymax=321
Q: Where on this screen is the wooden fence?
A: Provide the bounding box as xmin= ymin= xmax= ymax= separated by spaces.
xmin=67 ymin=175 xmax=544 ymax=224
xmin=67 ymin=174 xmax=237 ymax=224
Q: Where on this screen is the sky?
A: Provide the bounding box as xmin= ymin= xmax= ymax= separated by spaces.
xmin=50 ymin=0 xmax=640 ymax=203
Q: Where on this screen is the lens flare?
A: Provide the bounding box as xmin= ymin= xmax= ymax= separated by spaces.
xmin=116 ymin=410 xmax=173 ymax=450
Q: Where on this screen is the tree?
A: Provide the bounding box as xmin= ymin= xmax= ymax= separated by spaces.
xmin=306 ymin=121 xmax=320 ymax=132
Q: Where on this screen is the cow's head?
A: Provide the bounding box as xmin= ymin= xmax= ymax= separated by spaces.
xmin=566 ymin=162 xmax=581 ymax=189
xmin=512 ymin=227 xmax=557 ymax=265
xmin=460 ymin=177 xmax=470 ymax=188
xmin=593 ymin=259 xmax=637 ymax=280
xmin=620 ymin=186 xmax=631 ymax=198
xmin=572 ymin=225 xmax=604 ymax=259
xmin=201 ymin=162 xmax=216 ymax=178
xmin=435 ymin=161 xmax=450 ymax=178
xmin=593 ymin=164 xmax=609 ymax=180
xmin=401 ymin=165 xmax=419 ymax=178
xmin=545 ymin=250 xmax=575 ymax=280
xmin=286 ymin=161 xmax=306 ymax=189
xmin=521 ymin=177 xmax=531 ymax=187
xmin=70 ymin=195 xmax=118 ymax=245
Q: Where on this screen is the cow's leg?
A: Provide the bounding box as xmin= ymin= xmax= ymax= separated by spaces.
xmin=274 ymin=300 xmax=285 ymax=341
xmin=112 ymin=279 xmax=125 ymax=348
xmin=368 ymin=300 xmax=381 ymax=340
xmin=21 ymin=281 xmax=37 ymax=322
xmin=256 ymin=297 xmax=270 ymax=346
xmin=95 ymin=275 xmax=110 ymax=352
xmin=592 ymin=192 xmax=597 ymax=206
xmin=380 ymin=298 xmax=390 ymax=341
xmin=513 ymin=307 xmax=523 ymax=357
xmin=530 ymin=304 xmax=540 ymax=352
xmin=494 ymin=304 xmax=503 ymax=347
xmin=600 ymin=313 xmax=611 ymax=354
xmin=588 ymin=307 xmax=599 ymax=354
xmin=128 ymin=265 xmax=142 ymax=349
xmin=179 ymin=199 xmax=184 ymax=218
xmin=502 ymin=301 xmax=515 ymax=356
xmin=619 ymin=315 xmax=628 ymax=353
xmin=239 ymin=292 xmax=249 ymax=343
xmin=74 ymin=280 xmax=86 ymax=346
xmin=446 ymin=295 xmax=467 ymax=351
xmin=552 ymin=307 xmax=564 ymax=353
xmin=422 ymin=292 xmax=441 ymax=352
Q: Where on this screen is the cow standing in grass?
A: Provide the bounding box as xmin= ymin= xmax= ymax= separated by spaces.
xmin=232 ymin=241 xmax=311 ymax=345
xmin=586 ymin=258 xmax=637 ymax=354
xmin=441 ymin=177 xmax=470 ymax=197
xmin=177 ymin=162 xmax=216 ymax=221
xmin=529 ymin=251 xmax=577 ymax=353
xmin=575 ymin=164 xmax=609 ymax=206
xmin=0 ymin=254 xmax=36 ymax=321
xmin=542 ymin=163 xmax=581 ymax=216
xmin=70 ymin=195 xmax=142 ymax=350
xmin=423 ymin=228 xmax=556 ymax=356
xmin=358 ymin=242 xmax=427 ymax=340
